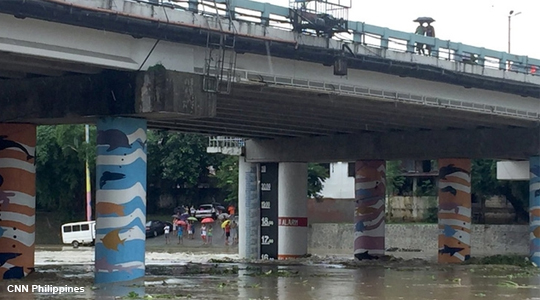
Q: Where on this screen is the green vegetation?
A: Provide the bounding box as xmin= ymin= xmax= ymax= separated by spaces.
xmin=35 ymin=125 xmax=330 ymax=217
xmin=36 ymin=125 xmax=96 ymax=221
xmin=307 ymin=163 xmax=329 ymax=200
xmin=465 ymin=254 xmax=536 ymax=268
xmin=471 ymin=159 xmax=529 ymax=222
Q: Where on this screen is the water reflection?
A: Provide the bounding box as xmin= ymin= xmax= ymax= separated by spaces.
xmin=1 ymin=259 xmax=539 ymax=300
xmin=94 ymin=279 xmax=144 ymax=300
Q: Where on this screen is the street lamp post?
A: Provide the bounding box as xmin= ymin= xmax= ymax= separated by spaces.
xmin=508 ymin=10 xmax=521 ymax=54
xmin=507 ymin=10 xmax=521 ymax=70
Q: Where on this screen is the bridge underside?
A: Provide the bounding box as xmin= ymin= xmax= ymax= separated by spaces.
xmin=0 ymin=69 xmax=538 ymax=161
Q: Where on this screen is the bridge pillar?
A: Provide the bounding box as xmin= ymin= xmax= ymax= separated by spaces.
xmin=238 ymin=157 xmax=260 ymax=259
xmin=529 ymin=156 xmax=540 ymax=267
xmin=277 ymin=162 xmax=308 ymax=259
xmin=354 ymin=160 xmax=386 ymax=260
xmin=437 ymin=159 xmax=471 ymax=263
xmin=95 ymin=117 xmax=147 ymax=284
xmin=0 ymin=124 xmax=36 ymax=279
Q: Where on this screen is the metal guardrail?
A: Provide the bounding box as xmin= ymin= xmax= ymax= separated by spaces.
xmin=234 ymin=69 xmax=539 ymax=120
xmin=136 ymin=0 xmax=540 ymax=75
xmin=191 ymin=66 xmax=540 ymax=120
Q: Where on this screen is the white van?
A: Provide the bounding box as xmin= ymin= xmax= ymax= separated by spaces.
xmin=61 ymin=220 xmax=96 ymax=248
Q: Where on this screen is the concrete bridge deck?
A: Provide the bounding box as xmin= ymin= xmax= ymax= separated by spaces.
xmin=0 ymin=0 xmax=539 ymax=161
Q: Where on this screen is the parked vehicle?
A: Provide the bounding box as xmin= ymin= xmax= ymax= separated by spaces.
xmin=194 ymin=203 xmax=221 ymax=220
xmin=61 ymin=220 xmax=96 ymax=248
xmin=145 ymin=220 xmax=172 ymax=238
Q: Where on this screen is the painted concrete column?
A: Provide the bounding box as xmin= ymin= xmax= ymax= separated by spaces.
xmin=277 ymin=162 xmax=308 ymax=259
xmin=0 ymin=124 xmax=36 ymax=279
xmin=238 ymin=157 xmax=260 ymax=259
xmin=95 ymin=117 xmax=147 ymax=284
xmin=529 ymin=156 xmax=540 ymax=266
xmin=437 ymin=159 xmax=471 ymax=263
xmin=354 ymin=160 xmax=386 ymax=260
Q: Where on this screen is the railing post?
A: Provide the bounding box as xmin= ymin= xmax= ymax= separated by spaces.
xmin=352 ymin=22 xmax=364 ymax=44
xmin=406 ymin=32 xmax=415 ymax=53
xmin=380 ymin=28 xmax=389 ymax=49
xmin=431 ymin=37 xmax=439 ymax=58
xmin=261 ymin=3 xmax=270 ymax=26
xmin=226 ymin=0 xmax=236 ymax=19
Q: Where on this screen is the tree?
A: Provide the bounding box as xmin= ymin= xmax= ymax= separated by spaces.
xmin=146 ymin=130 xmax=224 ymax=212
xmin=307 ymin=163 xmax=329 ymax=199
xmin=471 ymin=159 xmax=528 ymax=223
xmin=215 ymin=155 xmax=238 ymax=203
xmin=36 ymin=125 xmax=96 ymax=221
xmin=386 ymin=160 xmax=406 ymax=195
xmin=214 ymin=160 xmax=329 ymax=202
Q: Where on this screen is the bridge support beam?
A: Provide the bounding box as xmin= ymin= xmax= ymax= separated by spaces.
xmin=0 ymin=124 xmax=36 ymax=279
xmin=529 ymin=156 xmax=540 ymax=267
xmin=95 ymin=117 xmax=147 ymax=284
xmin=437 ymin=159 xmax=471 ymax=263
xmin=277 ymin=162 xmax=308 ymax=259
xmin=238 ymin=157 xmax=260 ymax=259
xmin=354 ymin=160 xmax=386 ymax=260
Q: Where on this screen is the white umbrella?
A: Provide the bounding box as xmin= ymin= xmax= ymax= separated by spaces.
xmin=217 ymin=213 xmax=230 ymax=220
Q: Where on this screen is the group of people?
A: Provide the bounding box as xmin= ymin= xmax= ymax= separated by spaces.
xmin=414 ymin=22 xmax=435 ymax=56
xmin=164 ymin=203 xmax=238 ymax=246
xmin=164 ymin=219 xmax=196 ymax=245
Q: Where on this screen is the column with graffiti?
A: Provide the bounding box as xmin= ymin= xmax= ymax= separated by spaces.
xmin=354 ymin=160 xmax=385 ymax=260
xmin=529 ymin=156 xmax=540 ymax=267
xmin=0 ymin=124 xmax=36 ymax=279
xmin=95 ymin=117 xmax=147 ymax=284
xmin=437 ymin=159 xmax=471 ymax=263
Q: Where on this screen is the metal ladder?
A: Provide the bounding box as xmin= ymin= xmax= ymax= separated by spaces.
xmin=203 ymin=0 xmax=237 ymax=94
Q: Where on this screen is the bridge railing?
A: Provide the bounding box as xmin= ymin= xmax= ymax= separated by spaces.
xmin=129 ymin=0 xmax=540 ymax=74
xmin=207 ymin=136 xmax=245 ymax=155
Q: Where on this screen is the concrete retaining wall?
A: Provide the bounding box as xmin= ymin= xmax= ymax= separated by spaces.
xmin=308 ymin=224 xmax=529 ymax=256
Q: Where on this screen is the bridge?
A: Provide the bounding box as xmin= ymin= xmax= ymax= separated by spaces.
xmin=0 ymin=0 xmax=539 ymax=286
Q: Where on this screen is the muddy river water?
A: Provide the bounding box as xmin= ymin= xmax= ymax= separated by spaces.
xmin=0 ymin=246 xmax=539 ymax=300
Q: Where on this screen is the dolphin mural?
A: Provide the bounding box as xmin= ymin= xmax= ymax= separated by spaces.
xmin=440 ymin=185 xmax=457 ymax=196
xmin=438 ymin=245 xmax=464 ymax=256
xmin=354 ymin=250 xmax=378 ymax=260
xmin=0 ymin=136 xmax=34 ymax=161
xmin=0 ymin=253 xmax=21 ymax=266
xmin=99 ymin=171 xmax=126 ymax=189
xmin=439 ymin=164 xmax=470 ymax=180
xmin=97 ymin=129 xmax=131 ymax=152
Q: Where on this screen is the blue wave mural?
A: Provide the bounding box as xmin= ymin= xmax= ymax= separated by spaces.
xmin=95 ymin=117 xmax=147 ymax=284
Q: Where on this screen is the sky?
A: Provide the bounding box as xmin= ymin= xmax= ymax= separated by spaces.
xmin=251 ymin=0 xmax=540 ymax=59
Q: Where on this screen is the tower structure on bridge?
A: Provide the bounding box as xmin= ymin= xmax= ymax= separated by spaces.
xmin=289 ymin=0 xmax=351 ymax=37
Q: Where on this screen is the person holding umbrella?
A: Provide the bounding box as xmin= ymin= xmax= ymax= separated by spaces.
xmin=187 ymin=216 xmax=197 ymax=239
xmin=425 ymin=22 xmax=436 ymax=56
xmin=414 ymin=22 xmax=426 ymax=55
xmin=177 ymin=221 xmax=184 ymax=245
xmin=413 ymin=17 xmax=435 ymax=55
xmin=200 ymin=217 xmax=214 ymax=244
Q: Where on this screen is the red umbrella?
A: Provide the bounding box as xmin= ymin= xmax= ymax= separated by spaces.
xmin=201 ymin=218 xmax=214 ymax=224
xmin=176 ymin=220 xmax=187 ymax=226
